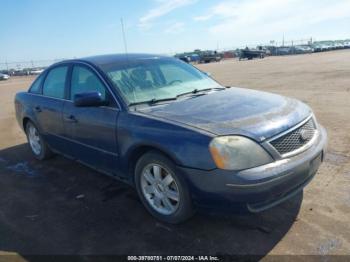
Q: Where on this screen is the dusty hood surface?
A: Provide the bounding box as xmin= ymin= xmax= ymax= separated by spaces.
xmin=139 ymin=87 xmax=312 ymax=142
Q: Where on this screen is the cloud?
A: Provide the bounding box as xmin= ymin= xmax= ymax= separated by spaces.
xmin=195 ymin=0 xmax=350 ymax=44
xmin=193 ymin=14 xmax=213 ymax=22
xmin=164 ymin=22 xmax=185 ymax=34
xmin=139 ymin=0 xmax=196 ymax=28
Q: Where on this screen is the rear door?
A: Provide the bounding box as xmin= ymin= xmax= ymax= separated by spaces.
xmin=62 ymin=64 xmax=120 ymax=175
xmin=34 ymin=65 xmax=69 ymax=153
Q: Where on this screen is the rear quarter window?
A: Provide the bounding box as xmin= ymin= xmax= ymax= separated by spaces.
xmin=29 ymin=74 xmax=44 ymax=94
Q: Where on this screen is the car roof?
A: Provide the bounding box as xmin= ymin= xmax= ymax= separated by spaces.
xmin=78 ymin=53 xmax=171 ymax=67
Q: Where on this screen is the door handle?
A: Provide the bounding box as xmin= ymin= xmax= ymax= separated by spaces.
xmin=34 ymin=106 xmax=42 ymax=113
xmin=64 ymin=115 xmax=78 ymax=123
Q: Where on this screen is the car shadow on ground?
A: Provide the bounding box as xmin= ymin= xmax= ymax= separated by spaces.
xmin=0 ymin=144 xmax=302 ymax=258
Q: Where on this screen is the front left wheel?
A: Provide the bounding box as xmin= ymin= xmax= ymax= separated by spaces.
xmin=135 ymin=151 xmax=194 ymax=224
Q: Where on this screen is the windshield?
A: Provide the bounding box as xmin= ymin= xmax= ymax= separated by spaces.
xmin=100 ymin=58 xmax=222 ymax=105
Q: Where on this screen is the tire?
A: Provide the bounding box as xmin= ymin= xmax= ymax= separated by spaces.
xmin=25 ymin=121 xmax=53 ymax=160
xmin=135 ymin=151 xmax=194 ymax=224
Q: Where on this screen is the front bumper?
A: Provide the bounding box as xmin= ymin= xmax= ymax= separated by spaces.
xmin=179 ymin=125 xmax=327 ymax=212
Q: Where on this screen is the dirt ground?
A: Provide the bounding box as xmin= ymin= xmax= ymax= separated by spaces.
xmin=0 ymin=50 xmax=349 ymax=258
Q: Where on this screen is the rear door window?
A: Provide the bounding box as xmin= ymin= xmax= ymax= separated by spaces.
xmin=43 ymin=66 xmax=68 ymax=99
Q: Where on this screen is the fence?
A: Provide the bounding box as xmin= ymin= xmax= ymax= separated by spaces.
xmin=0 ymin=59 xmax=65 ymax=71
xmin=215 ymin=38 xmax=314 ymax=53
xmin=1 ymin=37 xmax=348 ymax=70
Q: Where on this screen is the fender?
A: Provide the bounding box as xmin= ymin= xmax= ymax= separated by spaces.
xmin=15 ymin=92 xmax=43 ymax=133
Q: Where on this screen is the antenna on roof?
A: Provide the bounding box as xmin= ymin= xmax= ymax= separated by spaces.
xmin=120 ymin=18 xmax=128 ymax=55
xmin=120 ymin=17 xmax=137 ymax=105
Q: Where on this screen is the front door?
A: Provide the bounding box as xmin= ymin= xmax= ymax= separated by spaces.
xmin=62 ymin=64 xmax=120 ymax=175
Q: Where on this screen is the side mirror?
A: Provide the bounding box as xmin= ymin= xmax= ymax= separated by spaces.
xmin=73 ymin=92 xmax=107 ymax=107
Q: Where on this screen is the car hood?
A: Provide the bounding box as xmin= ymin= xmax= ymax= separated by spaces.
xmin=138 ymin=87 xmax=312 ymax=142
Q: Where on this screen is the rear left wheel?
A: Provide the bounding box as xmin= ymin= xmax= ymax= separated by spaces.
xmin=25 ymin=121 xmax=53 ymax=160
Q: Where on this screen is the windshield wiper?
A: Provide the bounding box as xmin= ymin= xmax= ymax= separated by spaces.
xmin=128 ymin=87 xmax=225 ymax=107
xmin=176 ymin=87 xmax=225 ymax=98
xmin=129 ymin=97 xmax=177 ymax=106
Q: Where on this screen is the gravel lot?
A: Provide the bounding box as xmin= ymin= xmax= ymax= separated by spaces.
xmin=0 ymin=50 xmax=349 ymax=258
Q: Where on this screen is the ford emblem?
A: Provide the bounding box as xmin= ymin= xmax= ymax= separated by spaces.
xmin=300 ymin=130 xmax=312 ymax=141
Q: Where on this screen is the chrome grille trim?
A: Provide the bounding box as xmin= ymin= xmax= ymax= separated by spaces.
xmin=267 ymin=115 xmax=318 ymax=158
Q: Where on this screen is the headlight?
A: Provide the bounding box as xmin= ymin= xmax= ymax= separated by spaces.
xmin=209 ymin=136 xmax=273 ymax=170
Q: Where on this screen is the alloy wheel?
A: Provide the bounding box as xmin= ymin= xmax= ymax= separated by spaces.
xmin=28 ymin=124 xmax=42 ymax=156
xmin=140 ymin=164 xmax=180 ymax=215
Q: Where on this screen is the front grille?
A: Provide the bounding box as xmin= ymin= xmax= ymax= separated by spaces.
xmin=270 ymin=118 xmax=317 ymax=155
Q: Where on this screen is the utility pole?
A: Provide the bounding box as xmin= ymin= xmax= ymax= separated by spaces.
xmin=282 ymin=34 xmax=285 ymax=47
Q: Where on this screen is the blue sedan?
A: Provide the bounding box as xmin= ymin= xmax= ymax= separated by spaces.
xmin=15 ymin=54 xmax=327 ymax=223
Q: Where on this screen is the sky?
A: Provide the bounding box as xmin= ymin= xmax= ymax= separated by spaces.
xmin=1 ymin=0 xmax=350 ymax=63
